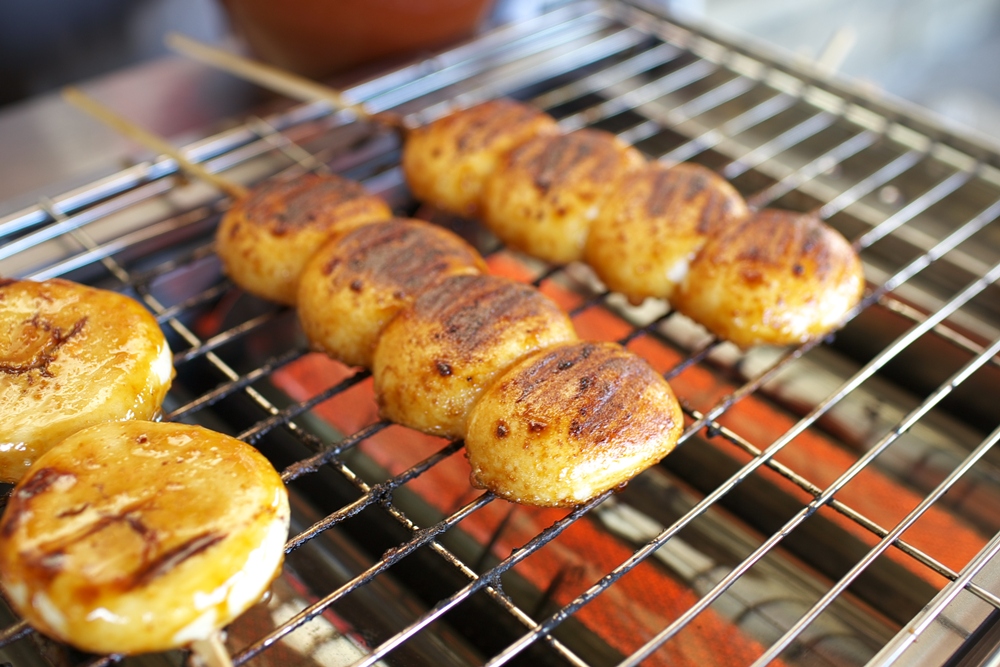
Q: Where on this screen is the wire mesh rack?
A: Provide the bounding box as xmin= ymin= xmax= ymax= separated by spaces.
xmin=2 ymin=1 xmax=1000 ymax=665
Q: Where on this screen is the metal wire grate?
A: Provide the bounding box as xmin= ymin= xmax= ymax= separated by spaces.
xmin=2 ymin=1 xmax=1000 ymax=665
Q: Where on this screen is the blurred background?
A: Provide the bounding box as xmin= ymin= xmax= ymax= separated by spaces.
xmin=2 ymin=0 xmax=999 ymax=209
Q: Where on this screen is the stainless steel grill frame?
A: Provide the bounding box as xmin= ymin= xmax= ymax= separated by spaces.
xmin=2 ymin=1 xmax=1000 ymax=665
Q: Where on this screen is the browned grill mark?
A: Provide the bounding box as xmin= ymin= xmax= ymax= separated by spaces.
xmin=2 ymin=468 xmax=76 ymax=537
xmin=238 ymin=173 xmax=377 ymax=235
xmin=56 ymin=503 xmax=91 ymax=518
xmin=714 ymin=209 xmax=841 ymax=281
xmin=0 ymin=316 xmax=88 ymax=377
xmin=506 ymin=342 xmax=674 ymax=445
xmin=16 ymin=467 xmax=71 ymax=500
xmin=450 ymin=99 xmax=548 ymax=154
xmin=131 ymin=531 xmax=226 ymax=587
xmin=644 ymin=168 xmax=682 ymax=219
xmin=412 ymin=275 xmax=560 ymax=358
xmin=335 ymin=220 xmax=482 ymax=295
xmin=523 ymin=131 xmax=628 ymax=194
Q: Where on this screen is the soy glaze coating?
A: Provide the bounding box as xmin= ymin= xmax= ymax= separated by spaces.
xmin=0 ymin=420 xmax=290 ymax=656
xmin=215 ymin=172 xmax=392 ymax=305
xmin=372 ymin=274 xmax=577 ymax=439
xmin=465 ymin=341 xmax=684 ymax=507
xmin=402 ymin=99 xmax=560 ymax=217
xmin=481 ymin=129 xmax=647 ymax=265
xmin=0 ymin=278 xmax=174 ymax=484
xmin=584 ymin=162 xmax=750 ymax=305
xmin=297 ymin=218 xmax=488 ymax=368
xmin=671 ymin=208 xmax=866 ymax=348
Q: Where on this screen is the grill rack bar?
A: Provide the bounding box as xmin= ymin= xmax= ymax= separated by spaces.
xmin=2 ymin=2 xmax=1000 ymax=665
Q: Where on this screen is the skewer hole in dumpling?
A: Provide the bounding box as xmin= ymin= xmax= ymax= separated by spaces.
xmin=480 ymin=129 xmax=646 ymax=265
xmin=671 ymin=208 xmax=866 ymax=348
xmin=402 ymin=99 xmax=560 ymax=217
xmin=297 ymin=218 xmax=488 ymax=368
xmin=372 ymin=274 xmax=577 ymax=439
xmin=584 ymin=162 xmax=750 ymax=305
xmin=464 ymin=340 xmax=684 ymax=507
xmin=0 ymin=278 xmax=173 ymax=484
xmin=215 ymin=172 xmax=392 ymax=305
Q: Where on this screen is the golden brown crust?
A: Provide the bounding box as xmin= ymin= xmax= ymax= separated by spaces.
xmin=0 ymin=279 xmax=174 ymax=483
xmin=297 ymin=218 xmax=488 ymax=367
xmin=0 ymin=420 xmax=289 ymax=655
xmin=372 ymin=274 xmax=577 ymax=438
xmin=465 ymin=341 xmax=684 ymax=507
xmin=584 ymin=162 xmax=750 ymax=304
xmin=481 ymin=129 xmax=646 ymax=264
xmin=402 ymin=99 xmax=559 ymax=216
xmin=671 ymin=208 xmax=866 ymax=348
xmin=216 ymin=173 xmax=392 ymax=305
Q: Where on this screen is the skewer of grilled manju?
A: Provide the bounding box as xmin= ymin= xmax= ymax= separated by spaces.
xmin=65 ymin=72 xmax=686 ymax=509
xmin=63 ymin=88 xmax=394 ymax=307
xmin=165 ymin=35 xmax=865 ymax=349
xmin=166 ymin=34 xmax=566 ymax=218
xmin=293 ymin=217 xmax=684 ymax=507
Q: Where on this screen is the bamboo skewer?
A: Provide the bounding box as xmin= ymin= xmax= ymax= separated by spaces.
xmin=189 ymin=633 xmax=234 ymax=667
xmin=165 ymin=33 xmax=403 ymax=130
xmin=62 ymin=86 xmax=249 ymax=200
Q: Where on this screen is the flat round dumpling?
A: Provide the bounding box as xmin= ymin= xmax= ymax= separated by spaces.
xmin=0 ymin=278 xmax=173 ymax=483
xmin=0 ymin=420 xmax=289 ymax=655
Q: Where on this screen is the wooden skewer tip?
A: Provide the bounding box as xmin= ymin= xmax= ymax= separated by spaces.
xmin=61 ymin=86 xmax=248 ymax=201
xmin=189 ymin=632 xmax=233 ymax=667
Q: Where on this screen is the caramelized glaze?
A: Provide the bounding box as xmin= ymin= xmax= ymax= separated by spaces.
xmin=0 ymin=420 xmax=289 ymax=655
xmin=0 ymin=279 xmax=173 ymax=483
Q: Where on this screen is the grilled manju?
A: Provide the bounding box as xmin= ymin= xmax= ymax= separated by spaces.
xmin=584 ymin=162 xmax=750 ymax=305
xmin=297 ymin=218 xmax=488 ymax=368
xmin=215 ymin=172 xmax=391 ymax=305
xmin=0 ymin=279 xmax=173 ymax=483
xmin=481 ymin=129 xmax=646 ymax=265
xmin=402 ymin=99 xmax=560 ymax=217
xmin=465 ymin=341 xmax=684 ymax=507
xmin=0 ymin=420 xmax=290 ymax=655
xmin=373 ymin=274 xmax=577 ymax=439
xmin=671 ymin=208 xmax=866 ymax=348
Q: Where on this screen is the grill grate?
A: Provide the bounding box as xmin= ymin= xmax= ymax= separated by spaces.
xmin=2 ymin=1 xmax=1000 ymax=665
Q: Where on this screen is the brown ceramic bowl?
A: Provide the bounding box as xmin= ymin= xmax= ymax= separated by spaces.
xmin=219 ymin=0 xmax=496 ymax=78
